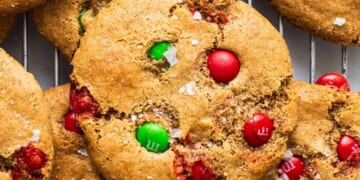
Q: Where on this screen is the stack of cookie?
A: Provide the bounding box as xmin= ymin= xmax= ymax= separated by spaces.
xmin=1 ymin=0 xmax=360 ymax=179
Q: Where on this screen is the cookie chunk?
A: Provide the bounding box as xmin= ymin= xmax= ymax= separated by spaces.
xmin=274 ymin=81 xmax=360 ymax=179
xmin=0 ymin=15 xmax=15 ymax=43
xmin=32 ymin=0 xmax=111 ymax=60
xmin=44 ymin=84 xmax=101 ymax=179
xmin=0 ymin=0 xmax=45 ymax=14
xmin=70 ymin=0 xmax=297 ymax=179
xmin=269 ymin=0 xmax=360 ymax=46
xmin=0 ymin=48 xmax=53 ymax=179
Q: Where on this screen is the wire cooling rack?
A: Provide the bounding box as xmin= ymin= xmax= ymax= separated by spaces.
xmin=1 ymin=0 xmax=360 ymax=91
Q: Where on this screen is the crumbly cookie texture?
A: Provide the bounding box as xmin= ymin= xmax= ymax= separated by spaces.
xmin=44 ymin=84 xmax=101 ymax=180
xmin=272 ymin=81 xmax=360 ymax=179
xmin=0 ymin=48 xmax=53 ymax=179
xmin=0 ymin=0 xmax=45 ymax=15
xmin=0 ymin=14 xmax=15 ymax=43
xmin=71 ymin=0 xmax=297 ymax=179
xmin=32 ymin=0 xmax=111 ymax=60
xmin=270 ymin=0 xmax=360 ymax=46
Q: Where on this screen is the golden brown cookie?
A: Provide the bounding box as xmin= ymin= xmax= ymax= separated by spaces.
xmin=70 ymin=0 xmax=298 ymax=179
xmin=44 ymin=84 xmax=101 ymax=179
xmin=272 ymin=81 xmax=360 ymax=179
xmin=0 ymin=48 xmax=53 ymax=179
xmin=0 ymin=14 xmax=16 ymax=43
xmin=0 ymin=0 xmax=45 ymax=14
xmin=32 ymin=0 xmax=111 ymax=60
xmin=269 ymin=0 xmax=360 ymax=46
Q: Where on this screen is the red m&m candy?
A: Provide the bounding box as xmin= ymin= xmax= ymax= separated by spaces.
xmin=207 ymin=49 xmax=240 ymax=83
xmin=278 ymin=156 xmax=305 ymax=180
xmin=243 ymin=113 xmax=274 ymax=147
xmin=337 ymin=135 xmax=359 ymax=161
xmin=64 ymin=111 xmax=83 ymax=134
xmin=315 ymin=72 xmax=350 ymax=91
xmin=191 ymin=161 xmax=215 ymax=180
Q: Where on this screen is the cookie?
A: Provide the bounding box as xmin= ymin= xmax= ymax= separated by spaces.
xmin=274 ymin=81 xmax=360 ymax=179
xmin=269 ymin=0 xmax=360 ymax=46
xmin=32 ymin=0 xmax=111 ymax=60
xmin=0 ymin=14 xmax=16 ymax=43
xmin=0 ymin=0 xmax=45 ymax=14
xmin=44 ymin=84 xmax=101 ymax=179
xmin=0 ymin=48 xmax=53 ymax=179
xmin=70 ymin=0 xmax=298 ymax=179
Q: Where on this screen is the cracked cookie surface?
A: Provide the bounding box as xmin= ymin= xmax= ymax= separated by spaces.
xmin=32 ymin=0 xmax=111 ymax=60
xmin=0 ymin=0 xmax=45 ymax=14
xmin=269 ymin=0 xmax=360 ymax=46
xmin=0 ymin=48 xmax=53 ymax=179
xmin=44 ymin=84 xmax=102 ymax=180
xmin=70 ymin=0 xmax=298 ymax=179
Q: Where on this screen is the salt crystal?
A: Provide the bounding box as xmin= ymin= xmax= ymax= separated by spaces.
xmin=164 ymin=46 xmax=178 ymax=67
xmin=221 ymin=116 xmax=227 ymax=123
xmin=185 ymin=81 xmax=196 ymax=96
xmin=282 ymin=149 xmax=293 ymax=161
xmin=30 ymin=129 xmax=41 ymax=142
xmin=191 ymin=39 xmax=199 ymax=46
xmin=333 ymin=17 xmax=346 ymax=26
xmin=130 ymin=114 xmax=138 ymax=121
xmin=179 ymin=86 xmax=186 ymax=93
xmin=207 ymin=141 xmax=213 ymax=148
xmin=171 ymin=128 xmax=182 ymax=138
xmin=324 ymin=148 xmax=331 ymax=157
xmin=177 ymin=0 xmax=183 ymax=3
xmin=77 ymin=149 xmax=88 ymax=156
xmin=193 ymin=11 xmax=202 ymax=20
xmin=147 ymin=176 xmax=153 ymax=179
xmin=315 ymin=173 xmax=321 ymax=179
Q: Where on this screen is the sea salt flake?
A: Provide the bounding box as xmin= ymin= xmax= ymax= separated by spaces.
xmin=324 ymin=148 xmax=331 ymax=157
xmin=315 ymin=173 xmax=321 ymax=179
xmin=177 ymin=0 xmax=184 ymax=3
xmin=179 ymin=86 xmax=186 ymax=93
xmin=282 ymin=149 xmax=293 ymax=161
xmin=147 ymin=176 xmax=153 ymax=179
xmin=191 ymin=39 xmax=199 ymax=46
xmin=183 ymin=81 xmax=196 ymax=96
xmin=333 ymin=17 xmax=346 ymax=26
xmin=221 ymin=116 xmax=227 ymax=123
xmin=130 ymin=114 xmax=138 ymax=121
xmin=171 ymin=128 xmax=182 ymax=138
xmin=30 ymin=129 xmax=41 ymax=142
xmin=207 ymin=141 xmax=213 ymax=148
xmin=164 ymin=46 xmax=178 ymax=67
xmin=193 ymin=11 xmax=202 ymax=20
xmin=77 ymin=149 xmax=88 ymax=156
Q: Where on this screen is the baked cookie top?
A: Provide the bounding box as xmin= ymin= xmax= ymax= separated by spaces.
xmin=0 ymin=48 xmax=53 ymax=179
xmin=0 ymin=0 xmax=45 ymax=15
xmin=70 ymin=0 xmax=297 ymax=179
xmin=32 ymin=0 xmax=111 ymax=60
xmin=44 ymin=84 xmax=101 ymax=180
xmin=0 ymin=15 xmax=16 ymax=43
xmin=275 ymin=81 xmax=360 ymax=180
xmin=270 ymin=0 xmax=360 ymax=46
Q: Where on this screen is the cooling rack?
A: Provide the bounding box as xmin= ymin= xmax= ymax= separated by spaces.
xmin=1 ymin=0 xmax=359 ymax=91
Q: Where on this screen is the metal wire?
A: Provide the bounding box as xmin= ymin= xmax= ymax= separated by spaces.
xmin=54 ymin=48 xmax=60 ymax=86
xmin=341 ymin=46 xmax=348 ymax=77
xmin=309 ymin=35 xmax=316 ymax=83
xmin=22 ymin=13 xmax=28 ymax=70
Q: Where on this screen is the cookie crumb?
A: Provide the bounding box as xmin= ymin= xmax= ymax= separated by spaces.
xmin=30 ymin=129 xmax=41 ymax=142
xmin=77 ymin=149 xmax=89 ymax=156
xmin=191 ymin=39 xmax=199 ymax=46
xmin=193 ymin=11 xmax=202 ymax=20
xmin=333 ymin=17 xmax=346 ymax=26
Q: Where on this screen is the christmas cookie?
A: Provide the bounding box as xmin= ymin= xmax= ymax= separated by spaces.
xmin=0 ymin=0 xmax=45 ymax=14
xmin=44 ymin=84 xmax=101 ymax=179
xmin=275 ymin=81 xmax=360 ymax=179
xmin=269 ymin=0 xmax=360 ymax=46
xmin=0 ymin=48 xmax=53 ymax=179
xmin=0 ymin=15 xmax=15 ymax=43
xmin=70 ymin=0 xmax=298 ymax=179
xmin=32 ymin=0 xmax=111 ymax=60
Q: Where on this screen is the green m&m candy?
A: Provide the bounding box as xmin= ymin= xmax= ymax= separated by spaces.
xmin=78 ymin=8 xmax=89 ymax=32
xmin=136 ymin=123 xmax=169 ymax=153
xmin=148 ymin=41 xmax=171 ymax=61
